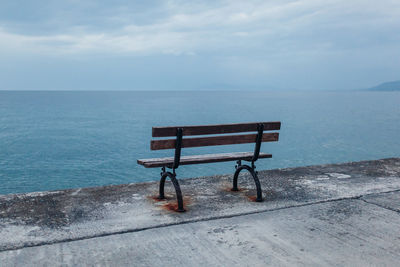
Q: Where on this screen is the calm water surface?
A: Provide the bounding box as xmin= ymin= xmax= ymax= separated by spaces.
xmin=0 ymin=91 xmax=399 ymax=195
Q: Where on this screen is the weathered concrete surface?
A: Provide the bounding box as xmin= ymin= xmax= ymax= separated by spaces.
xmin=0 ymin=158 xmax=399 ymax=266
xmin=1 ymin=199 xmax=399 ymax=266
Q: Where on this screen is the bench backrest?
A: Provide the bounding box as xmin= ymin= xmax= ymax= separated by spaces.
xmin=150 ymin=121 xmax=281 ymax=170
xmin=151 ymin=121 xmax=281 ymax=150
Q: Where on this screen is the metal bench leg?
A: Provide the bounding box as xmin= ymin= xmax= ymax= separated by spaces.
xmin=232 ymin=161 xmax=263 ymax=202
xmin=159 ymin=167 xmax=185 ymax=212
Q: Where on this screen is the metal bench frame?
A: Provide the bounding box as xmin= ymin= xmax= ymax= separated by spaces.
xmin=158 ymin=124 xmax=265 ymax=212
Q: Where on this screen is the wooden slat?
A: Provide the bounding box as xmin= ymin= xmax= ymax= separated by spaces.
xmin=152 ymin=121 xmax=281 ymax=137
xmin=137 ymin=152 xmax=272 ymax=168
xmin=150 ymin=132 xmax=279 ymax=150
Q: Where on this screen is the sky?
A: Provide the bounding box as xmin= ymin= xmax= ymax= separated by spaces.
xmin=0 ymin=0 xmax=399 ymax=91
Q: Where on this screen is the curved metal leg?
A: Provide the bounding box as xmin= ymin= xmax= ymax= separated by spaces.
xmin=232 ymin=164 xmax=263 ymax=202
xmin=232 ymin=166 xmax=241 ymax=191
xmin=159 ymin=171 xmax=185 ymax=212
xmin=158 ymin=174 xmax=167 ymax=199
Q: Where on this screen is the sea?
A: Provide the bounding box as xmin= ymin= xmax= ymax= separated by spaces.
xmin=0 ymin=90 xmax=399 ymax=195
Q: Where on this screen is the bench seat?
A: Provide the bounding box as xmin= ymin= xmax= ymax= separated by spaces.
xmin=137 ymin=152 xmax=272 ymax=168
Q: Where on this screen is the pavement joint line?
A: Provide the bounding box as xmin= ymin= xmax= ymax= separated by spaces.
xmin=358 ymin=188 xmax=400 ymax=214
xmin=1 ymin=188 xmax=400 ymax=253
xmin=359 ymin=198 xmax=400 ymax=214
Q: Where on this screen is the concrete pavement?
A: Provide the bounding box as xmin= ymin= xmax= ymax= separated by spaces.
xmin=1 ymin=158 xmax=399 ymax=266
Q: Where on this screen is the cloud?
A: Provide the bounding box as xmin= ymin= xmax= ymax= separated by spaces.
xmin=0 ymin=0 xmax=399 ymax=90
xmin=0 ymin=1 xmax=400 ymax=55
xmin=0 ymin=0 xmax=397 ymax=56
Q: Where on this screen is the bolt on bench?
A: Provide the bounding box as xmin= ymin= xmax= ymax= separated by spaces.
xmin=137 ymin=121 xmax=281 ymax=212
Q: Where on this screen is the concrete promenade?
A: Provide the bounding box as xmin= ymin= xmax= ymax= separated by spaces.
xmin=1 ymin=158 xmax=399 ymax=266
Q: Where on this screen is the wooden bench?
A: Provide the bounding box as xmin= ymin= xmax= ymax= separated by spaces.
xmin=137 ymin=121 xmax=281 ymax=211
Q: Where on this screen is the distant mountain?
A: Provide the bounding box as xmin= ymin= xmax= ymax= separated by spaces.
xmin=367 ymin=80 xmax=400 ymax=91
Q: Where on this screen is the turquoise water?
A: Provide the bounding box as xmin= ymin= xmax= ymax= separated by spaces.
xmin=0 ymin=91 xmax=399 ymax=195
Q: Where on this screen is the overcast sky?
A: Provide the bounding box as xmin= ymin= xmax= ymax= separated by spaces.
xmin=0 ymin=0 xmax=399 ymax=90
